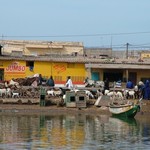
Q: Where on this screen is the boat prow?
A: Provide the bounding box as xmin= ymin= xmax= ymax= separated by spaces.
xmin=109 ymin=98 xmax=142 ymax=118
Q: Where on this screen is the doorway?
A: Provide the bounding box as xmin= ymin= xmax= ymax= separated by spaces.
xmin=103 ymin=71 xmax=123 ymax=82
xmin=129 ymin=72 xmax=137 ymax=85
xmin=0 ymin=69 xmax=4 ymax=81
xmin=91 ymin=72 xmax=100 ymax=81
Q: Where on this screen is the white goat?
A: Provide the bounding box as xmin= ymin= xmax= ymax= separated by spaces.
xmin=63 ymin=94 xmax=66 ymax=101
xmin=116 ymin=91 xmax=124 ymax=100
xmin=123 ymin=89 xmax=135 ymax=99
xmin=128 ymin=90 xmax=135 ymax=99
xmin=53 ymin=90 xmax=62 ymax=96
xmin=96 ymin=89 xmax=103 ymax=97
xmin=107 ymin=91 xmax=116 ymax=97
xmin=47 ymin=89 xmax=55 ymax=96
xmin=6 ymin=88 xmax=12 ymax=97
xmin=84 ymin=90 xmax=94 ymax=99
xmin=9 ymin=80 xmax=19 ymax=87
xmin=104 ymin=89 xmax=110 ymax=95
xmin=12 ymin=92 xmax=20 ymax=98
xmin=0 ymin=89 xmax=7 ymax=97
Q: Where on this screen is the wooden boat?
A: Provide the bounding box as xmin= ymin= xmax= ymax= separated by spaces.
xmin=109 ymin=98 xmax=142 ymax=118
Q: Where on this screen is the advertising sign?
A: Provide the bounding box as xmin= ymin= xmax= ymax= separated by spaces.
xmin=5 ymin=61 xmax=26 ymax=79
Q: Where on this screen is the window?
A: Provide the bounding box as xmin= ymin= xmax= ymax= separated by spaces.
xmin=79 ymin=96 xmax=85 ymax=101
xmin=70 ymin=96 xmax=76 ymax=102
xmin=26 ymin=61 xmax=34 ymax=71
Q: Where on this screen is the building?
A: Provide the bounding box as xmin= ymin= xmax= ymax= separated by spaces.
xmin=0 ymin=40 xmax=150 ymax=86
xmin=1 ymin=40 xmax=84 ymax=56
xmin=0 ymin=40 xmax=85 ymax=85
xmin=84 ymin=47 xmax=112 ymax=58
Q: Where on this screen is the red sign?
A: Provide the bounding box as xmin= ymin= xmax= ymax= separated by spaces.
xmin=5 ymin=62 xmax=26 ymax=73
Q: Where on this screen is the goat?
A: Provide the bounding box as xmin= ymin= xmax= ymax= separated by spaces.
xmin=134 ymin=85 xmax=139 ymax=99
xmin=6 ymin=88 xmax=12 ymax=98
xmin=104 ymin=89 xmax=110 ymax=95
xmin=128 ymin=90 xmax=135 ymax=99
xmin=116 ymin=91 xmax=124 ymax=100
xmin=0 ymin=88 xmax=7 ymax=97
xmin=12 ymin=92 xmax=20 ymax=98
xmin=106 ymin=91 xmax=117 ymax=98
xmin=84 ymin=90 xmax=94 ymax=99
xmin=123 ymin=89 xmax=135 ymax=99
xmin=47 ymin=89 xmax=55 ymax=96
xmin=9 ymin=79 xmax=19 ymax=87
xmin=53 ymin=89 xmax=62 ymax=96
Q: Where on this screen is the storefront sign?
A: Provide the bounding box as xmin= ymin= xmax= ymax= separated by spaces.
xmin=5 ymin=61 xmax=26 ymax=74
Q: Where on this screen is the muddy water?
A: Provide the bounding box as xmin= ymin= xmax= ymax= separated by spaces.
xmin=0 ymin=113 xmax=149 ymax=150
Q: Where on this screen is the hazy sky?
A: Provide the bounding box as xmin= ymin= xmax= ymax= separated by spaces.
xmin=0 ymin=0 xmax=150 ymax=49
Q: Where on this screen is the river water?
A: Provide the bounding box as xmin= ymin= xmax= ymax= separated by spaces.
xmin=0 ymin=113 xmax=150 ymax=150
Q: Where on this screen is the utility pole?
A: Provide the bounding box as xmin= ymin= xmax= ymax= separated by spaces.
xmin=126 ymin=43 xmax=129 ymax=59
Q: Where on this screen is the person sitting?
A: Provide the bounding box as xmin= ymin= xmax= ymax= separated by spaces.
xmin=46 ymin=76 xmax=55 ymax=87
xmin=126 ymin=79 xmax=134 ymax=89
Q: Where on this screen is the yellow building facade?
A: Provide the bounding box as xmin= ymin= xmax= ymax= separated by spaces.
xmin=0 ymin=59 xmax=86 ymax=85
xmin=0 ymin=40 xmax=86 ymax=84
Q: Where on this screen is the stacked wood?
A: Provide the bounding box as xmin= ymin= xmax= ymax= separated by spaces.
xmin=13 ymin=77 xmax=37 ymax=86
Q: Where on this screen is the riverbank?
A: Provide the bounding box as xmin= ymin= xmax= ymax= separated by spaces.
xmin=0 ymin=99 xmax=149 ymax=116
xmin=0 ymin=104 xmax=110 ymax=116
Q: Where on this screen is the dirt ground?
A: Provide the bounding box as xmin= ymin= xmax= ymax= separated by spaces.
xmin=0 ymin=99 xmax=149 ymax=116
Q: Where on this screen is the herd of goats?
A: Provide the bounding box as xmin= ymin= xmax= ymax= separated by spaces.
xmin=0 ymin=75 xmax=142 ymax=105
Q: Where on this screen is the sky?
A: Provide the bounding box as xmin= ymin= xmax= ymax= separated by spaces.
xmin=0 ymin=0 xmax=150 ymax=50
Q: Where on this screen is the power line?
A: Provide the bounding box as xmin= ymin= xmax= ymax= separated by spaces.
xmin=1 ymin=31 xmax=150 ymax=38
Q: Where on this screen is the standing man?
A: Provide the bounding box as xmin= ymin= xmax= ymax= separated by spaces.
xmin=38 ymin=74 xmax=43 ymax=85
xmin=65 ymin=76 xmax=73 ymax=89
xmin=144 ymin=80 xmax=150 ymax=100
xmin=104 ymin=78 xmax=109 ymax=90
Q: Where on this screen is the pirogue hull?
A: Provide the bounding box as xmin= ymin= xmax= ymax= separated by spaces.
xmin=109 ymin=104 xmax=140 ymax=118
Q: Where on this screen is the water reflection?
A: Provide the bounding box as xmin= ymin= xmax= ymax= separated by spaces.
xmin=0 ymin=113 xmax=150 ymax=149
